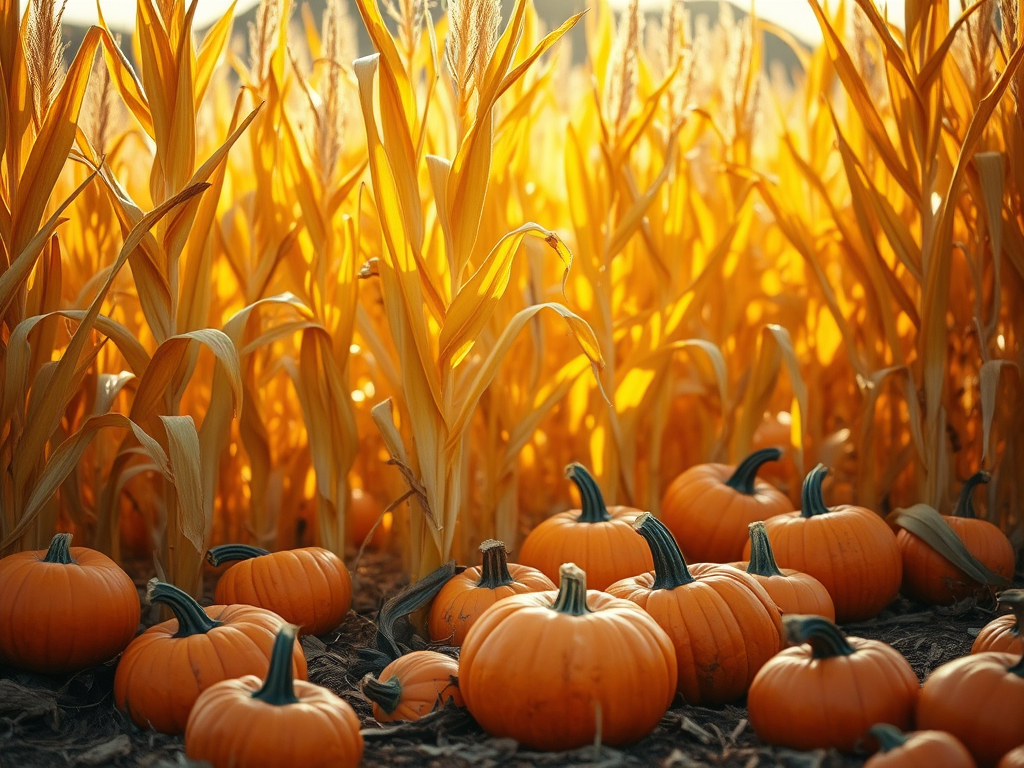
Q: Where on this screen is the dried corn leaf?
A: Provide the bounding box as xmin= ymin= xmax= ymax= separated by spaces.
xmin=159 ymin=414 xmax=206 ymax=554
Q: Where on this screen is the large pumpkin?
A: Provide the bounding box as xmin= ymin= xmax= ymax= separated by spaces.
xmin=748 ymin=615 xmax=919 ymax=752
xmin=459 ymin=563 xmax=677 ymax=751
xmin=746 ymin=464 xmax=902 ymax=622
xmin=518 ymin=463 xmax=654 ymax=590
xmin=361 ymin=650 xmax=463 ymax=722
xmin=972 ymin=590 xmax=1023 ymax=655
xmin=999 ymin=746 xmax=1024 ymax=768
xmin=661 ymin=448 xmax=793 ymax=563
xmin=0 ymin=533 xmax=140 ymax=674
xmin=607 ymin=513 xmax=782 ymax=705
xmin=864 ymin=724 xmax=977 ymax=768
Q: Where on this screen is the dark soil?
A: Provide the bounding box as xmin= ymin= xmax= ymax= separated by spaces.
xmin=1 ymin=552 xmax=1019 ymax=768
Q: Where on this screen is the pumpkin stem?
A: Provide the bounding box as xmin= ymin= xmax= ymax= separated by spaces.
xmin=565 ymin=463 xmax=612 ymax=523
xmin=360 ymin=673 xmax=403 ymax=714
xmin=725 ymin=448 xmax=782 ymax=495
xmin=745 ymin=521 xmax=784 ymax=578
xmin=551 ymin=563 xmax=591 ymax=615
xmin=800 ymin=464 xmax=832 ymax=518
xmin=252 ymin=625 xmax=301 ymax=706
xmin=476 ymin=540 xmax=515 ymax=589
xmin=869 ymin=724 xmax=909 ymax=752
xmin=634 ymin=513 xmax=695 ymax=589
xmin=205 ymin=543 xmax=272 ymax=567
xmin=783 ymin=614 xmax=856 ymax=658
xmin=42 ymin=533 xmax=75 ymax=564
xmin=1010 ymin=652 xmax=1024 ymax=678
xmin=952 ymin=471 xmax=991 ymax=519
xmin=997 ymin=590 xmax=1024 ymax=637
xmin=146 ymin=579 xmax=223 ymax=637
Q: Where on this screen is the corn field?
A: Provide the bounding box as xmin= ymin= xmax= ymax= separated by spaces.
xmin=0 ymin=0 xmax=1021 ymax=595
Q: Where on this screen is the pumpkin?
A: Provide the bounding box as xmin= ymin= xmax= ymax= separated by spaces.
xmin=185 ymin=624 xmax=362 ymax=768
xmin=661 ymin=447 xmax=793 ymax=563
xmin=732 ymin=520 xmax=835 ymax=621
xmin=972 ymin=590 xmax=1024 ymax=655
xmin=428 ymin=539 xmax=554 ymax=646
xmin=998 ymin=746 xmax=1024 ymax=768
xmin=0 ymin=533 xmax=140 ymax=674
xmin=207 ymin=543 xmax=352 ymax=636
xmin=917 ymin=651 xmax=1024 ymax=767
xmin=745 ymin=464 xmax=902 ymax=622
xmin=607 ymin=513 xmax=782 ymax=705
xmin=747 ymin=615 xmax=919 ymax=752
xmin=361 ymin=650 xmax=463 ymax=722
xmin=517 ymin=463 xmax=654 ymax=590
xmin=459 ymin=562 xmax=677 ymax=751
xmin=349 ymin=487 xmax=390 ymax=548
xmin=864 ymin=724 xmax=977 ymax=768
xmin=114 ymin=580 xmax=308 ymax=734
xmin=897 ymin=472 xmax=1015 ymax=606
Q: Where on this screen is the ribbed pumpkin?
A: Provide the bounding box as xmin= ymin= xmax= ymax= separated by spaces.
xmin=518 ymin=463 xmax=654 ymax=591
xmin=972 ymin=590 xmax=1024 ymax=655
xmin=607 ymin=514 xmax=782 ymax=705
xmin=998 ymin=746 xmax=1024 ymax=768
xmin=917 ymin=651 xmax=1024 ymax=767
xmin=748 ymin=615 xmax=919 ymax=752
xmin=459 ymin=563 xmax=677 ymax=751
xmin=731 ymin=521 xmax=835 ymax=621
xmin=745 ymin=464 xmax=902 ymax=622
xmin=207 ymin=544 xmax=352 ymax=636
xmin=186 ymin=625 xmax=362 ymax=768
xmin=0 ymin=533 xmax=140 ymax=674
xmin=428 ymin=540 xmax=554 ymax=646
xmin=361 ymin=650 xmax=463 ymax=722
xmin=661 ymin=448 xmax=793 ymax=563
xmin=114 ymin=580 xmax=308 ymax=734
xmin=864 ymin=725 xmax=977 ymax=768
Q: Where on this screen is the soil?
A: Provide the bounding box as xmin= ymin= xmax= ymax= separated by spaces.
xmin=1 ymin=551 xmax=1019 ymax=768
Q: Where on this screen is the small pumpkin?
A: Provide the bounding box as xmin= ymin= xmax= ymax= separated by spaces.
xmin=361 ymin=650 xmax=463 ymax=722
xmin=349 ymin=487 xmax=390 ymax=548
xmin=0 ymin=533 xmax=140 ymax=674
xmin=459 ymin=562 xmax=677 ymax=751
xmin=185 ymin=624 xmax=362 ymax=768
xmin=207 ymin=543 xmax=352 ymax=636
xmin=864 ymin=724 xmax=977 ymax=768
xmin=917 ymin=651 xmax=1024 ymax=767
xmin=428 ymin=539 xmax=554 ymax=646
xmin=114 ymin=580 xmax=308 ymax=734
xmin=518 ymin=463 xmax=654 ymax=590
xmin=972 ymin=590 xmax=1024 ymax=655
xmin=998 ymin=746 xmax=1024 ymax=768
xmin=745 ymin=464 xmax=902 ymax=622
xmin=661 ymin=448 xmax=793 ymax=563
xmin=747 ymin=615 xmax=919 ymax=752
xmin=607 ymin=513 xmax=782 ymax=705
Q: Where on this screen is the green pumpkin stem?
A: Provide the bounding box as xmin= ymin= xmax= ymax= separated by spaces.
xmin=634 ymin=513 xmax=695 ymax=589
xmin=783 ymin=615 xmax=856 ymax=658
xmin=565 ymin=464 xmax=612 ymax=523
xmin=360 ymin=674 xmax=403 ymax=714
xmin=252 ymin=625 xmax=301 ymax=706
xmin=146 ymin=579 xmax=223 ymax=637
xmin=952 ymin=471 xmax=991 ymax=519
xmin=745 ymin=521 xmax=784 ymax=578
xmin=206 ymin=544 xmax=272 ymax=567
xmin=725 ymin=448 xmax=782 ymax=495
xmin=551 ymin=563 xmax=591 ymax=615
xmin=869 ymin=724 xmax=909 ymax=752
xmin=997 ymin=590 xmax=1024 ymax=636
xmin=800 ymin=464 xmax=832 ymax=518
xmin=42 ymin=533 xmax=75 ymax=564
xmin=476 ymin=540 xmax=515 ymax=590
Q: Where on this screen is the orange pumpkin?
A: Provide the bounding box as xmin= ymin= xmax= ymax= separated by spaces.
xmin=917 ymin=651 xmax=1024 ymax=768
xmin=428 ymin=539 xmax=554 ymax=646
xmin=748 ymin=615 xmax=919 ymax=752
xmin=207 ymin=544 xmax=352 ymax=636
xmin=186 ymin=625 xmax=362 ymax=768
xmin=661 ymin=448 xmax=793 ymax=563
xmin=864 ymin=725 xmax=977 ymax=768
xmin=998 ymin=746 xmax=1024 ymax=768
xmin=518 ymin=463 xmax=653 ymax=590
xmin=607 ymin=514 xmax=782 ymax=705
xmin=973 ymin=590 xmax=1024 ymax=655
xmin=746 ymin=464 xmax=902 ymax=622
xmin=114 ymin=580 xmax=308 ymax=734
xmin=361 ymin=650 xmax=463 ymax=722
xmin=459 ymin=563 xmax=677 ymax=751
xmin=349 ymin=487 xmax=390 ymax=548
xmin=897 ymin=472 xmax=1015 ymax=606
xmin=0 ymin=533 xmax=140 ymax=674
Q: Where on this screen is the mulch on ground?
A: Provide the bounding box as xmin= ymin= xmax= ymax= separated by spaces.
xmin=0 ymin=549 xmax=1017 ymax=768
